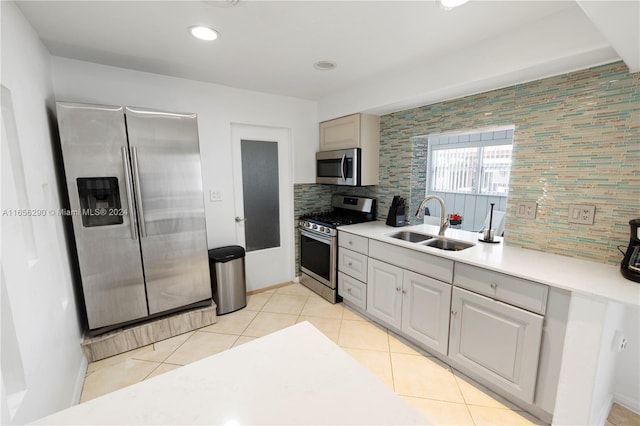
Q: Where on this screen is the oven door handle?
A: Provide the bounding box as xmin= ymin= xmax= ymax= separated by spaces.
xmin=300 ymin=228 xmax=332 ymax=243
xmin=340 ymin=154 xmax=346 ymax=181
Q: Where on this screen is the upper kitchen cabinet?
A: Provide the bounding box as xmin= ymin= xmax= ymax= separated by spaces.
xmin=320 ymin=113 xmax=379 ymax=151
xmin=319 ymin=113 xmax=380 ymax=185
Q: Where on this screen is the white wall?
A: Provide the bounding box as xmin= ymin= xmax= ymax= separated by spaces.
xmin=50 ymin=57 xmax=318 ymax=251
xmin=613 ymin=306 xmax=640 ymax=413
xmin=0 ymin=2 xmax=86 ymax=423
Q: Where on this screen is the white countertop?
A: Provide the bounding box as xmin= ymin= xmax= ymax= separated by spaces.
xmin=33 ymin=322 xmax=428 ymax=425
xmin=338 ymin=221 xmax=640 ymax=307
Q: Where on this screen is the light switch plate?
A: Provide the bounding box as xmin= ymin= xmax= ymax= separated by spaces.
xmin=568 ymin=204 xmax=595 ymax=224
xmin=516 ymin=201 xmax=537 ymax=219
xmin=209 ymin=190 xmax=223 ymax=202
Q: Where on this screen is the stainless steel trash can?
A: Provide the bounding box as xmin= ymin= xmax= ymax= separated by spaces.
xmin=208 ymin=246 xmax=247 ymax=315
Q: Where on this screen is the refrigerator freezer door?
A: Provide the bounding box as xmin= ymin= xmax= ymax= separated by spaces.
xmin=56 ymin=102 xmax=148 ymax=329
xmin=125 ymin=107 xmax=212 ymax=314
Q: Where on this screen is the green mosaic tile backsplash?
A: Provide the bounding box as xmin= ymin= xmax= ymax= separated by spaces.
xmin=294 ymin=61 xmax=639 ymax=267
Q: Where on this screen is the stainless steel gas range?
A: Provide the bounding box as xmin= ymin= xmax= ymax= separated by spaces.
xmin=298 ymin=195 xmax=376 ymax=303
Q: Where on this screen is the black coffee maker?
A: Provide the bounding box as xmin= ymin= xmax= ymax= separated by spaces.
xmin=621 ymin=219 xmax=640 ymax=283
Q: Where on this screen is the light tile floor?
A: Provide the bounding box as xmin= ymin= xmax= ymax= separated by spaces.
xmin=81 ymin=283 xmax=554 ymax=424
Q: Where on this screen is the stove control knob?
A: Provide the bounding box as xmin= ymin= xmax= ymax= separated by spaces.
xmin=325 ymin=228 xmax=331 ymax=234
xmin=319 ymin=226 xmax=325 ymax=232
xmin=311 ymin=224 xmax=317 ymax=230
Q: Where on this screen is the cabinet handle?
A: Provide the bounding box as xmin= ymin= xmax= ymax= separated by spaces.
xmin=347 ymin=288 xmax=352 ymax=293
xmin=348 ymin=262 xmax=353 ymax=266
xmin=490 ymin=283 xmax=497 ymax=289
xmin=348 ymin=240 xmax=353 ymax=245
xmin=451 ymin=310 xmax=457 ymax=316
xmin=402 ymin=289 xmax=407 ymax=294
xmin=396 ymin=287 xmax=401 ymax=292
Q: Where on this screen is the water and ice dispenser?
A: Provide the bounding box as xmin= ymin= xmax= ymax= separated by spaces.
xmin=76 ymin=177 xmax=123 ymax=227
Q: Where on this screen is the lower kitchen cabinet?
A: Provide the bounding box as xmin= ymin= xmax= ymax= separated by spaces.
xmin=401 ymin=270 xmax=451 ymax=356
xmin=367 ymin=258 xmax=403 ymax=329
xmin=448 ymin=287 xmax=544 ymax=404
xmin=367 ymin=258 xmax=452 ymax=356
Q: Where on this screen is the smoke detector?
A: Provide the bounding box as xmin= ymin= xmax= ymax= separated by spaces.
xmin=313 ymin=61 xmax=337 ymax=71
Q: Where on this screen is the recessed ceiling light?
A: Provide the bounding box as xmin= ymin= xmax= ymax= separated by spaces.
xmin=438 ymin=0 xmax=470 ymax=11
xmin=189 ymin=25 xmax=219 ymax=41
xmin=313 ymin=61 xmax=337 ymax=71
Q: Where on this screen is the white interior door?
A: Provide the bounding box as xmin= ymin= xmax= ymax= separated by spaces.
xmin=231 ymin=124 xmax=293 ymax=291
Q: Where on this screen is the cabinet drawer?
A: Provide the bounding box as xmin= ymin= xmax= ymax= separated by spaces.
xmin=338 ymin=272 xmax=366 ymax=310
xmin=338 ymin=232 xmax=368 ymax=255
xmin=338 ymin=248 xmax=368 ymax=282
xmin=454 ymin=263 xmax=548 ymax=315
xmin=369 ymin=240 xmax=453 ymax=284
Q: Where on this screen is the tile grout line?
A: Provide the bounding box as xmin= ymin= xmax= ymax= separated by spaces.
xmin=451 ymin=368 xmax=478 ymax=425
xmin=336 ymin=305 xmax=345 ymax=346
xmin=141 ymin=360 xmax=166 ymax=381
xmin=387 ymin=332 xmax=397 ymax=393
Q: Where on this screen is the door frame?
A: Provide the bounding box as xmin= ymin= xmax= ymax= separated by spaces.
xmin=230 ymin=123 xmax=294 ymax=291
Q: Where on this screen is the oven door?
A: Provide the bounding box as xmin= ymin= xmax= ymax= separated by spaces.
xmin=299 ymin=228 xmax=336 ymax=289
xmin=316 ymin=148 xmax=360 ymax=186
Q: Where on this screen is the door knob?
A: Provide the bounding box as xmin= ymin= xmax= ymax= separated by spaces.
xmin=235 ymin=217 xmax=247 ymax=223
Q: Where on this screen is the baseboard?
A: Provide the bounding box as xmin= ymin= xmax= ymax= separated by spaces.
xmin=613 ymin=393 xmax=640 ymax=416
xmin=593 ymin=394 xmax=613 ymax=426
xmin=71 ymin=355 xmax=88 ymax=406
xmin=246 ymin=281 xmax=293 ymax=295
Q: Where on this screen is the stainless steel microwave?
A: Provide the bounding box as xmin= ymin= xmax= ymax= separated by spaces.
xmin=316 ymin=148 xmax=361 ymax=186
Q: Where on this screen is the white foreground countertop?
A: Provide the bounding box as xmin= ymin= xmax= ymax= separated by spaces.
xmin=33 ymin=322 xmax=428 ymax=425
xmin=338 ymin=221 xmax=640 ymax=307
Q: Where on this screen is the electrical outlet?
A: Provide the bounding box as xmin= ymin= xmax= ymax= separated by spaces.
xmin=568 ymin=204 xmax=595 ymax=225
xmin=516 ymin=202 xmax=537 ymax=219
xmin=209 ymin=190 xmax=223 ymax=202
xmin=612 ymin=331 xmax=628 ymax=353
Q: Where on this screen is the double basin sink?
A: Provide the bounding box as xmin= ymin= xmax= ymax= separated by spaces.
xmin=385 ymin=231 xmax=475 ymax=251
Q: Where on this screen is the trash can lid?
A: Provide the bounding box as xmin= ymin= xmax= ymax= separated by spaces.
xmin=209 ymin=245 xmax=246 ymax=262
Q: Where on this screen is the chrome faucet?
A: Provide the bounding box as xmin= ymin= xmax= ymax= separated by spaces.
xmin=415 ymin=195 xmax=449 ymax=237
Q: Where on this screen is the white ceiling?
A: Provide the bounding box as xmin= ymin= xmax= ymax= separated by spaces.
xmin=14 ymin=0 xmax=640 ymax=115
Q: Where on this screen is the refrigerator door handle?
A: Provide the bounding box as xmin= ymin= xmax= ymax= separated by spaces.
xmin=121 ymin=147 xmax=138 ymax=240
xmin=131 ymin=146 xmax=147 ymax=238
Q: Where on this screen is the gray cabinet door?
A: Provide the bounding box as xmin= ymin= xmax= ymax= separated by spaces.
xmin=401 ymin=271 xmax=451 ymax=356
xmin=56 ymin=102 xmax=148 ymax=329
xmin=366 ymin=258 xmax=402 ymax=329
xmin=449 ymin=287 xmax=543 ymax=403
xmin=125 ymin=107 xmax=211 ymax=314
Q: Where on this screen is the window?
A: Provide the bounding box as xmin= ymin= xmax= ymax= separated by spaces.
xmin=429 ymin=129 xmax=513 ymax=196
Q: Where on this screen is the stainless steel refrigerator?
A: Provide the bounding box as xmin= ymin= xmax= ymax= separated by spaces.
xmin=56 ymin=102 xmax=212 ymax=333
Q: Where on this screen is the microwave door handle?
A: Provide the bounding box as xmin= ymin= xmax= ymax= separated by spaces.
xmin=340 ymin=154 xmax=346 ymax=181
